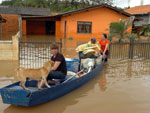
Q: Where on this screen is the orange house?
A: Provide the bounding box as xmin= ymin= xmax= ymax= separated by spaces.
xmin=57 ymin=5 xmax=131 ymax=39
xmin=22 ymin=4 xmax=130 ymax=40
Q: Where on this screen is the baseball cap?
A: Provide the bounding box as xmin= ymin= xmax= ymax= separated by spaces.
xmin=91 ymin=38 xmax=96 ymax=41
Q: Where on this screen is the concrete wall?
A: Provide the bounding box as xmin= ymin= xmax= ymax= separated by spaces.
xmin=0 ymin=32 xmax=19 ymax=60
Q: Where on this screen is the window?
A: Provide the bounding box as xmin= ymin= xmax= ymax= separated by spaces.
xmin=77 ymin=21 xmax=92 ymax=34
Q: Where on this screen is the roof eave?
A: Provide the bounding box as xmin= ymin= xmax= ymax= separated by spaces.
xmin=132 ymin=12 xmax=150 ymax=16
xmin=56 ymin=4 xmax=131 ymax=17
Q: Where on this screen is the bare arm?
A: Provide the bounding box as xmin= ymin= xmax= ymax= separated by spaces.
xmin=52 ymin=61 xmax=61 ymax=70
xmin=103 ymin=43 xmax=109 ymax=56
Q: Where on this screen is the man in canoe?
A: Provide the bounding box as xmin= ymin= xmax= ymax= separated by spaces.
xmin=76 ymin=38 xmax=101 ymax=71
xmin=76 ymin=38 xmax=100 ymax=59
xmin=39 ymin=44 xmax=67 ymax=88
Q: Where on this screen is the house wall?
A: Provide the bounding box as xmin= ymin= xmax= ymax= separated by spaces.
xmin=1 ymin=14 xmax=19 ymax=36
xmin=59 ymin=7 xmax=128 ymax=39
xmin=22 ymin=19 xmax=27 ymax=35
xmin=134 ymin=14 xmax=150 ymax=27
xmin=56 ymin=21 xmax=61 ymax=37
xmin=26 ymin=20 xmax=46 ymax=35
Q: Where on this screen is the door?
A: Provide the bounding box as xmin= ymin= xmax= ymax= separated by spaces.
xmin=46 ymin=21 xmax=55 ymax=35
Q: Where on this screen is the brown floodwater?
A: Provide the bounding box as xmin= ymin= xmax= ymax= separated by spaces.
xmin=0 ymin=35 xmax=150 ymax=113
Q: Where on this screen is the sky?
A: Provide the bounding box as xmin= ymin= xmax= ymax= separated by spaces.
xmin=114 ymin=0 xmax=150 ymax=8
xmin=0 ymin=0 xmax=150 ymax=8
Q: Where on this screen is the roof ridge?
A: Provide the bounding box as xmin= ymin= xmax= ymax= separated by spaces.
xmin=125 ymin=5 xmax=150 ymax=14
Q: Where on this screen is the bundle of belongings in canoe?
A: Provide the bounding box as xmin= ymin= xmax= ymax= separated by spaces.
xmin=75 ymin=40 xmax=102 ymax=76
xmin=76 ymin=41 xmax=100 ymax=59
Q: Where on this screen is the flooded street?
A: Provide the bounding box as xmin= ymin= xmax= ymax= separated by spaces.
xmin=0 ymin=35 xmax=150 ymax=113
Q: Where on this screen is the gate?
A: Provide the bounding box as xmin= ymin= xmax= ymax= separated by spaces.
xmin=19 ymin=39 xmax=62 ymax=68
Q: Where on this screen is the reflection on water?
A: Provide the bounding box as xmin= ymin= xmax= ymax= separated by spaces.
xmin=98 ymin=74 xmax=107 ymax=92
xmin=0 ymin=60 xmax=19 ymax=88
xmin=22 ymin=35 xmax=56 ymax=42
xmin=0 ymin=35 xmax=150 ymax=113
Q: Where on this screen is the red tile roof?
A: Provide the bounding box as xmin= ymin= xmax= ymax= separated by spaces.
xmin=125 ymin=5 xmax=150 ymax=14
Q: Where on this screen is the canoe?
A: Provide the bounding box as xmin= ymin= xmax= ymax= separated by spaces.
xmin=0 ymin=58 xmax=104 ymax=107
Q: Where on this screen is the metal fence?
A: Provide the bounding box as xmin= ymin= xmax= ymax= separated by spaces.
xmin=19 ymin=39 xmax=62 ymax=68
xmin=19 ymin=39 xmax=149 ymax=68
xmin=109 ymin=40 xmax=150 ymax=59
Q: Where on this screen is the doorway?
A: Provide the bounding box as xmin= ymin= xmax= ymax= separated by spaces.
xmin=45 ymin=21 xmax=55 ymax=35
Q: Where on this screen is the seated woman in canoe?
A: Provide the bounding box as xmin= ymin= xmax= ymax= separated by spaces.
xmin=39 ymin=44 xmax=67 ymax=88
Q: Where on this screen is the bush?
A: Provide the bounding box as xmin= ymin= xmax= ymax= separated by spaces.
xmin=140 ymin=25 xmax=150 ymax=37
xmin=126 ymin=33 xmax=138 ymax=39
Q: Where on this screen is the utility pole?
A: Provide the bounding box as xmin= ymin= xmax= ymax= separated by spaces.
xmin=128 ymin=0 xmax=130 ymax=7
xmin=141 ymin=0 xmax=144 ymax=5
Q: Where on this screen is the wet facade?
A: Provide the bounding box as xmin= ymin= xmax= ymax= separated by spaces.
xmin=22 ymin=4 xmax=131 ymax=39
xmin=0 ymin=6 xmax=50 ymax=39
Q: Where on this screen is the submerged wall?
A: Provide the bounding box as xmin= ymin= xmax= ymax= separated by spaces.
xmin=0 ymin=32 xmax=19 ymax=60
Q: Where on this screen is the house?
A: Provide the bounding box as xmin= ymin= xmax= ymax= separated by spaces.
xmin=0 ymin=6 xmax=50 ymax=40
xmin=125 ymin=5 xmax=150 ymax=33
xmin=22 ymin=4 xmax=131 ymax=39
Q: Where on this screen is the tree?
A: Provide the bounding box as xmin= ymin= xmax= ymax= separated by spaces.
xmin=1 ymin=0 xmax=115 ymax=12
xmin=91 ymin=0 xmax=113 ymax=5
xmin=108 ymin=16 xmax=135 ymax=42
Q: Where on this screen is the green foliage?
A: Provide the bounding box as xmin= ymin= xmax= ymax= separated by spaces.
xmin=125 ymin=33 xmax=138 ymax=40
xmin=107 ymin=34 xmax=113 ymax=41
xmin=1 ymin=0 xmax=114 ymax=12
xmin=109 ymin=20 xmax=127 ymax=42
xmin=108 ymin=17 xmax=135 ymax=42
xmin=140 ymin=25 xmax=150 ymax=37
xmin=67 ymin=36 xmax=73 ymax=40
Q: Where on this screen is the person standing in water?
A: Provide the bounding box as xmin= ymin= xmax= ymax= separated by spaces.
xmin=99 ymin=34 xmax=109 ymax=62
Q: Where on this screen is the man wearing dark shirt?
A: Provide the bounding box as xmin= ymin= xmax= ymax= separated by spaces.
xmin=39 ymin=44 xmax=67 ymax=88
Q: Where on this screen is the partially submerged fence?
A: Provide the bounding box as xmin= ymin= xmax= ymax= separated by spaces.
xmin=19 ymin=39 xmax=62 ymax=68
xmin=109 ymin=40 xmax=150 ymax=59
xmin=19 ymin=38 xmax=150 ymax=68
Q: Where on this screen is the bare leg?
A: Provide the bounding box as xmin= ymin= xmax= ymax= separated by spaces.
xmin=48 ymin=80 xmax=60 ymax=85
xmin=38 ymin=79 xmax=45 ymax=89
xmin=20 ymin=81 xmax=28 ymax=90
xmin=39 ymin=78 xmax=51 ymax=89
xmin=43 ymin=78 xmax=51 ymax=88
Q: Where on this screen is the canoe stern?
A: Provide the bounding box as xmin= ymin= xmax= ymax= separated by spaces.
xmin=0 ymin=82 xmax=31 ymax=106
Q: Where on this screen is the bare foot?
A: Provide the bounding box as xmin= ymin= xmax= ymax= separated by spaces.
xmin=55 ymin=81 xmax=60 ymax=85
xmin=48 ymin=80 xmax=60 ymax=85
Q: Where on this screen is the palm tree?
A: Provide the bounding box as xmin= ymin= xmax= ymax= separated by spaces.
xmin=109 ymin=16 xmax=135 ymax=42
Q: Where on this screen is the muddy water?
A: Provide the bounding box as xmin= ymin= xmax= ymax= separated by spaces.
xmin=0 ymin=35 xmax=150 ymax=113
